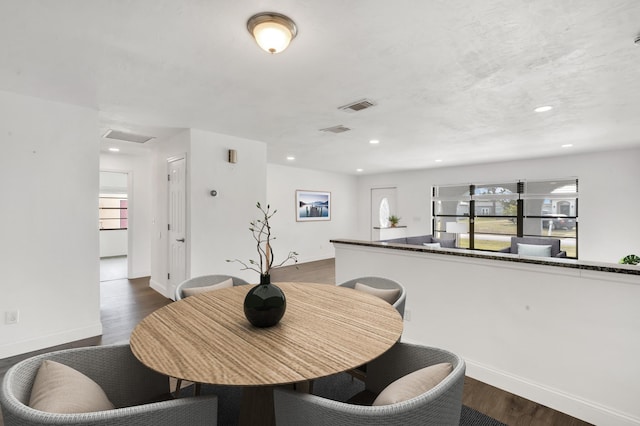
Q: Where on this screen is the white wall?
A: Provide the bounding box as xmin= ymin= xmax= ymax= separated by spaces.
xmin=149 ymin=130 xmax=189 ymax=297
xmin=335 ymin=244 xmax=640 ymax=426
xmin=100 ymin=152 xmax=153 ymax=278
xmin=355 ymin=148 xmax=640 ymax=263
xmin=99 ymin=229 xmax=127 ymax=257
xmin=149 ymin=129 xmax=269 ymax=296
xmin=188 ymin=129 xmax=267 ymax=282
xmin=267 ymin=164 xmax=360 ymax=264
xmin=0 ymin=90 xmax=102 ymax=358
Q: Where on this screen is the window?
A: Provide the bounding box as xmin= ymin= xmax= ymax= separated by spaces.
xmin=99 ymin=196 xmax=128 ymax=230
xmin=379 ymin=197 xmax=390 ymax=228
xmin=433 ymin=179 xmax=578 ymax=257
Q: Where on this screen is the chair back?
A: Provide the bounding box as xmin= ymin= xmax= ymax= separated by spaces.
xmin=273 ymin=342 xmax=465 ymax=426
xmin=175 ymin=274 xmax=249 ymax=300
xmin=0 ymin=344 xmax=218 ymax=425
xmin=338 ymin=276 xmax=406 ymax=318
xmin=510 ymin=236 xmax=562 ymax=257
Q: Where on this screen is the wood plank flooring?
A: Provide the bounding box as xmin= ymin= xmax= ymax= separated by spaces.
xmin=0 ymin=258 xmax=592 ymax=425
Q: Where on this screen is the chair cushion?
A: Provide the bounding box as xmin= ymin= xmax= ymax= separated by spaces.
xmin=423 ymin=242 xmax=441 ymax=249
xmin=29 ymin=360 xmax=115 ymax=414
xmin=517 ymin=243 xmax=552 ymax=257
xmin=182 ymin=278 xmax=233 ymax=297
xmin=372 ymin=362 xmax=453 ymax=406
xmin=354 ymin=282 xmax=401 ymax=305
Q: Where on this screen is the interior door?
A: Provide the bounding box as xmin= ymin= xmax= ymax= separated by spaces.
xmin=371 ymin=187 xmax=397 ymax=240
xmin=168 ymin=157 xmax=186 ymax=299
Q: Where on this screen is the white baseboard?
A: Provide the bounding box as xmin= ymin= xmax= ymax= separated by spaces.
xmin=149 ymin=278 xmax=171 ymax=299
xmin=0 ymin=322 xmax=103 ymax=359
xmin=465 ymin=359 xmax=640 ymax=426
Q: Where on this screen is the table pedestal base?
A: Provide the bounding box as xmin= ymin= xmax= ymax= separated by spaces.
xmin=239 ymin=386 xmax=275 ymax=426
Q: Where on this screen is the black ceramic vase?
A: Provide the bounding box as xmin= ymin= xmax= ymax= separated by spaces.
xmin=243 ymin=274 xmax=286 ymax=327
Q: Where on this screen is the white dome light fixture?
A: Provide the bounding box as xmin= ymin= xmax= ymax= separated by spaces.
xmin=247 ymin=12 xmax=297 ymax=54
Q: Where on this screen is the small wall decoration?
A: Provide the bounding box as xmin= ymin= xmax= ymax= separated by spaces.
xmin=296 ymin=190 xmax=331 ymax=221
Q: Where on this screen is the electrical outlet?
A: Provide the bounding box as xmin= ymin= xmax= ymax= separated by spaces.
xmin=5 ymin=310 xmax=19 ymax=325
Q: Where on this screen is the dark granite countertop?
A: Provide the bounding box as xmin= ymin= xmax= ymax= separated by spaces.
xmin=330 ymin=239 xmax=640 ymax=277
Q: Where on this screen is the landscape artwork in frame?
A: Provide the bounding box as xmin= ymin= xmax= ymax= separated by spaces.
xmin=296 ymin=190 xmax=331 ymax=221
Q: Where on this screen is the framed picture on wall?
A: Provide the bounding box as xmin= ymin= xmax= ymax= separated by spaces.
xmin=296 ymin=190 xmax=331 ymax=221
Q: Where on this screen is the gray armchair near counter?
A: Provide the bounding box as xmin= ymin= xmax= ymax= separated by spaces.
xmin=499 ymin=236 xmax=567 ymax=257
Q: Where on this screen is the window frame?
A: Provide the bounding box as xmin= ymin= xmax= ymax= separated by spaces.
xmin=432 ymin=179 xmax=578 ymax=258
xmin=99 ymin=195 xmax=128 ymax=231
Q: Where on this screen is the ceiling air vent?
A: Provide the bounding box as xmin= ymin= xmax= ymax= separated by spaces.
xmin=320 ymin=125 xmax=351 ymax=134
xmin=103 ymin=129 xmax=154 ymax=144
xmin=338 ymin=98 xmax=376 ymax=112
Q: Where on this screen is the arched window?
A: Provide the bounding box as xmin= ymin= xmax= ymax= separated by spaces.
xmin=379 ymin=197 xmax=390 ymax=228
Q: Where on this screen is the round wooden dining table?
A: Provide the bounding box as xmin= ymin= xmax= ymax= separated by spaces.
xmin=130 ymin=281 xmax=403 ymax=425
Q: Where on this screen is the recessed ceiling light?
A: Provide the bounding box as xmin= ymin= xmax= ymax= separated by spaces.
xmin=534 ymin=105 xmax=553 ymax=113
xmin=369 ymin=139 xmax=380 ymax=144
xmin=561 ymin=144 xmax=573 ymax=148
xmin=286 ymin=156 xmax=295 ymax=161
xmin=108 ymin=148 xmax=120 ymax=152
xmin=356 ymin=168 xmax=363 ymax=172
xmin=435 ymin=159 xmax=443 ymax=163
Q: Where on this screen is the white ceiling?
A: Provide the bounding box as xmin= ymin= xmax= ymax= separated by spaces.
xmin=1 ymin=1 xmax=639 ymax=174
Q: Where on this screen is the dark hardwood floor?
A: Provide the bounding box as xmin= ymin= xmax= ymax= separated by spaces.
xmin=1 ymin=259 xmax=591 ymax=425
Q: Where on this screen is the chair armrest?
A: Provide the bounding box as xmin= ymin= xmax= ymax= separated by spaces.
xmin=0 ymin=393 xmax=218 ymax=426
xmin=275 ymin=378 xmax=464 ymax=426
xmin=274 ymin=388 xmax=432 ymax=426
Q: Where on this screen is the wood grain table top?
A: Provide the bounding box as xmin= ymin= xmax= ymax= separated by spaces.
xmin=130 ymin=282 xmax=403 ymax=386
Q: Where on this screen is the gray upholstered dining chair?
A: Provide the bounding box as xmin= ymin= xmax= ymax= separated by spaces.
xmin=174 ymin=274 xmax=249 ymax=301
xmin=274 ymin=342 xmax=466 ymax=426
xmin=499 ymin=236 xmax=567 ymax=257
xmin=338 ymin=276 xmax=406 ymax=318
xmin=0 ymin=343 xmax=217 ymax=426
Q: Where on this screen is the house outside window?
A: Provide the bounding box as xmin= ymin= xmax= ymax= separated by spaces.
xmin=433 ymin=178 xmax=578 ymax=257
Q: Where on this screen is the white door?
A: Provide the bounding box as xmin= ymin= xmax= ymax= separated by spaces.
xmin=168 ymin=157 xmax=187 ymax=299
xmin=371 ymin=187 xmax=397 ymax=240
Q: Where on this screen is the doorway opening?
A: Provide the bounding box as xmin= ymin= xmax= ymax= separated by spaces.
xmin=99 ymin=171 xmax=129 ymax=282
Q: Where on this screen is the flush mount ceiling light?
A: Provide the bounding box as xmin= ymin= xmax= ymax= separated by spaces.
xmin=247 ymin=12 xmax=297 ymax=54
